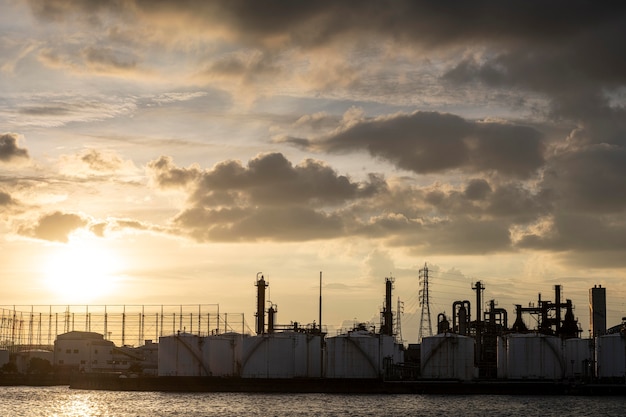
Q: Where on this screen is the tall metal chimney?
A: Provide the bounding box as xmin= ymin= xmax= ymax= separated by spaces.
xmin=381 ymin=277 xmax=394 ymax=336
xmin=255 ymin=273 xmax=268 ymax=335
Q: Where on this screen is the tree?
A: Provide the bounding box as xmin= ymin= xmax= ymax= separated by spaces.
xmin=1 ymin=361 xmax=17 ymax=374
xmin=27 ymin=357 xmax=52 ymax=375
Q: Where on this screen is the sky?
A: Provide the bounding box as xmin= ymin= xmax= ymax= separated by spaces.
xmin=1 ymin=0 xmax=625 ymax=343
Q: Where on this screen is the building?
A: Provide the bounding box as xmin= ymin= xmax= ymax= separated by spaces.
xmin=54 ymin=331 xmax=117 ymax=373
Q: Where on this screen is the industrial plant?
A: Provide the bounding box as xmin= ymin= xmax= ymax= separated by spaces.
xmin=1 ymin=270 xmax=625 ymax=394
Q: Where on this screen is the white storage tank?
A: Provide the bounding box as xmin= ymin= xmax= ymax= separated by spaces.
xmin=158 ymin=333 xmax=208 ymax=376
xmin=563 ymin=338 xmax=593 ymax=378
xmin=381 ymin=333 xmax=404 ymax=366
xmin=498 ymin=333 xmax=564 ymax=380
xmin=241 ymin=332 xmax=322 ymax=378
xmin=299 ymin=333 xmax=323 ymax=378
xmin=325 ymin=331 xmax=401 ymax=378
xmin=420 ymin=333 xmax=475 ymax=380
xmin=497 ymin=336 xmax=507 ymax=378
xmin=202 ymin=333 xmax=243 ymax=377
xmin=596 ymin=333 xmax=626 ymax=379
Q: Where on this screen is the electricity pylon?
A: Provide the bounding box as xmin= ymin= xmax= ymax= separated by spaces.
xmin=418 ymin=263 xmax=432 ymax=342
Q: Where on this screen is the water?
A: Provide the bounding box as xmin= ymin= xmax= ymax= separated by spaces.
xmin=0 ymin=386 xmax=623 ymax=416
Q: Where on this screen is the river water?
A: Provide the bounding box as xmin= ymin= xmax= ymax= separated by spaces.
xmin=0 ymin=386 xmax=624 ymax=416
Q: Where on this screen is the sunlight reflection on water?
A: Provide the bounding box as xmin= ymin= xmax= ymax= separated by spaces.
xmin=0 ymin=386 xmax=624 ymax=417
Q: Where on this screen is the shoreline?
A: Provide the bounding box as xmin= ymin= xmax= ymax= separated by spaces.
xmin=67 ymin=374 xmax=626 ymax=396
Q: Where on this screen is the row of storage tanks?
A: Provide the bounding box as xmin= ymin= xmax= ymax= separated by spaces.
xmin=158 ymin=330 xmax=402 ymax=378
xmin=421 ymin=332 xmax=626 ymax=381
xmin=159 ymin=329 xmax=625 ymax=380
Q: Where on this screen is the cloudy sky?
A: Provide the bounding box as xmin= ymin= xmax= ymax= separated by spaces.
xmin=1 ymin=0 xmax=625 ymax=342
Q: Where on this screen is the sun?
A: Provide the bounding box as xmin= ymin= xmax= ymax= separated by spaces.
xmin=42 ymin=235 xmax=125 ymax=304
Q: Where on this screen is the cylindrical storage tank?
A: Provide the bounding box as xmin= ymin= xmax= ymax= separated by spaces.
xmin=242 ymin=332 xmax=315 ymax=378
xmin=203 ymin=333 xmax=243 ymax=377
xmin=296 ymin=333 xmax=323 ymax=378
xmin=497 ymin=336 xmax=507 ymax=378
xmin=325 ymin=330 xmax=381 ymax=378
xmin=308 ymin=334 xmax=324 ymax=378
xmin=499 ymin=334 xmax=564 ymax=380
xmin=420 ymin=333 xmax=475 ymax=380
xmin=380 ymin=334 xmax=403 ymax=366
xmin=596 ymin=333 xmax=626 ymax=379
xmin=563 ymin=338 xmax=593 ymax=379
xmin=158 ymin=333 xmax=207 ymax=376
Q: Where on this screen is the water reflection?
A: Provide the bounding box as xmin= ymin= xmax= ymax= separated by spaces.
xmin=55 ymin=394 xmax=103 ymax=417
xmin=1 ymin=386 xmax=625 ymax=417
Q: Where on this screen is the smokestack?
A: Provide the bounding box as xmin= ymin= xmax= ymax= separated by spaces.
xmin=255 ymin=273 xmax=268 ymax=335
xmin=381 ymin=277 xmax=394 ymax=336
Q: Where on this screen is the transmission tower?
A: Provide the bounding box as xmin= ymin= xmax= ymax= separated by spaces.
xmin=396 ymin=297 xmax=404 ymax=343
xmin=418 ymin=263 xmax=433 ymax=342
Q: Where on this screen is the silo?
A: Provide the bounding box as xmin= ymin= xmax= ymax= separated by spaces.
xmin=158 ymin=333 xmax=208 ymax=376
xmin=496 ymin=336 xmax=507 ymax=378
xmin=420 ymin=333 xmax=475 ymax=380
xmin=596 ymin=333 xmax=626 ymax=379
xmin=241 ymin=332 xmax=319 ymax=378
xmin=203 ymin=333 xmax=243 ymax=377
xmin=563 ymin=338 xmax=593 ymax=378
xmin=325 ymin=330 xmax=385 ymax=378
xmin=297 ymin=332 xmax=323 ymax=378
xmin=498 ymin=333 xmax=564 ymax=380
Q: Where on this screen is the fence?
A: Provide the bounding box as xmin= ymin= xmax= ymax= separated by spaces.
xmin=0 ymin=305 xmax=249 ymax=352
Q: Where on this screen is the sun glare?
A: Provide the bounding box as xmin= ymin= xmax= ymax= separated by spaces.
xmin=42 ymin=236 xmax=125 ymax=303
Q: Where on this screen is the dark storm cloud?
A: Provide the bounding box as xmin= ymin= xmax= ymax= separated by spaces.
xmin=517 ymin=213 xmax=626 ymax=260
xmin=175 ymin=206 xmax=345 ymax=242
xmin=22 ymin=0 xmax=626 ymax=267
xmin=293 ymin=112 xmax=545 ymax=178
xmin=28 ymin=1 xmax=625 ymax=50
xmin=150 ymin=152 xmax=385 ymax=207
xmin=540 ymin=145 xmax=626 ymax=214
xmin=463 ymin=179 xmax=491 ymax=201
xmin=18 ymin=211 xmax=88 ymax=243
xmin=130 ymin=0 xmax=625 ymax=49
xmin=0 ymin=133 xmax=30 ymax=162
xmin=440 ymin=6 xmax=626 ymax=149
xmin=146 ymin=152 xmax=552 ymax=252
xmin=355 ymin=213 xmax=513 ymax=255
xmin=147 ymin=152 xmax=386 ymax=242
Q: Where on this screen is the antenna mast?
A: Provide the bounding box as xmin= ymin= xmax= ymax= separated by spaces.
xmin=418 ymin=263 xmax=433 ymax=342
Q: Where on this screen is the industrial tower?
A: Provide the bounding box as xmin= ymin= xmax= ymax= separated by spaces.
xmin=418 ymin=263 xmax=432 ymax=342
xmin=396 ymin=297 xmax=404 ymax=343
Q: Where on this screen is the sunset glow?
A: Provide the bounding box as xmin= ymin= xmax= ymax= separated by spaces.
xmin=1 ymin=1 xmax=625 ymax=342
xmin=41 ymin=235 xmax=125 ymax=303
